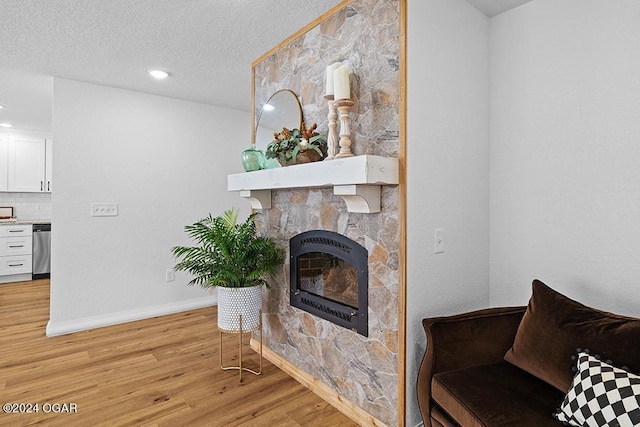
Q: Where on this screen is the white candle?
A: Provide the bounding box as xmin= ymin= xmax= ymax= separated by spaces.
xmin=324 ymin=62 xmax=342 ymax=96
xmin=333 ymin=64 xmax=350 ymax=100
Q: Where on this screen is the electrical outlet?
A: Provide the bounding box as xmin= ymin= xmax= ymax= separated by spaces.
xmin=91 ymin=203 xmax=118 ymax=217
xmin=434 ymin=228 xmax=444 ymax=254
xmin=165 ymin=269 xmax=175 ymax=282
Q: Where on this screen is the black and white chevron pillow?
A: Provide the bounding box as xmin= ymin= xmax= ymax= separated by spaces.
xmin=554 ymin=352 xmax=640 ymax=427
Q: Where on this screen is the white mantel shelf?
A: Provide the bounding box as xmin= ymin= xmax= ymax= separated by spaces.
xmin=227 ymin=155 xmax=399 ymax=213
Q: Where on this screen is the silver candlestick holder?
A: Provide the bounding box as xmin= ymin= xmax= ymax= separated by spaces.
xmin=333 ymin=98 xmax=354 ymax=158
xmin=324 ymin=95 xmax=338 ymax=160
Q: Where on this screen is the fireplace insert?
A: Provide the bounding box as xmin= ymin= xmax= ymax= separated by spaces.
xmin=290 ymin=230 xmax=368 ymax=336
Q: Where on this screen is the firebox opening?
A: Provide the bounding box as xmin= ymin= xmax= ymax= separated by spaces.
xmin=290 ymin=230 xmax=368 ymax=336
xmin=298 ymin=252 xmax=359 ymax=308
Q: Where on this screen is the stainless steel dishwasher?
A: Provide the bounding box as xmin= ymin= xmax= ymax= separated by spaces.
xmin=32 ymin=223 xmax=51 ymax=279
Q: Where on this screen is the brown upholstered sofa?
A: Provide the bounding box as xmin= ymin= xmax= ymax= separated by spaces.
xmin=417 ymin=280 xmax=640 ymax=427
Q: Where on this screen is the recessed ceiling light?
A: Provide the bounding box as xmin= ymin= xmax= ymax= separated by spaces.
xmin=148 ymin=69 xmax=169 ymax=79
xmin=0 ymin=123 xmax=14 ymax=128
xmin=0 ymin=104 xmax=5 ymax=109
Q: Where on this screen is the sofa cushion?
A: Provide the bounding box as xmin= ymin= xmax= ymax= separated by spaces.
xmin=432 ymin=362 xmax=564 ymax=427
xmin=554 ymin=352 xmax=640 ymax=426
xmin=504 ymin=280 xmax=640 ymax=392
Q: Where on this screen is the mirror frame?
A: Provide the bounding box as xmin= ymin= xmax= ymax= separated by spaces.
xmin=253 ymin=89 xmax=302 ymax=147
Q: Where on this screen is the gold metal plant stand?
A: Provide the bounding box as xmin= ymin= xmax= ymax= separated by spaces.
xmin=219 ymin=311 xmax=263 ymax=383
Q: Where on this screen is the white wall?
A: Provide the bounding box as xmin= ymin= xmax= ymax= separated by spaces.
xmin=490 ymin=0 xmax=640 ymax=316
xmin=48 ymin=78 xmax=251 ymax=335
xmin=406 ymin=0 xmax=490 ymax=424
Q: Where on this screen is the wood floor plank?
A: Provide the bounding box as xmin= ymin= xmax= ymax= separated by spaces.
xmin=0 ymin=280 xmax=357 ymax=426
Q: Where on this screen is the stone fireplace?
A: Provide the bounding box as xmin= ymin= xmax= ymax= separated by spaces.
xmin=290 ymin=230 xmax=369 ymax=336
xmin=247 ymin=1 xmax=401 ymax=425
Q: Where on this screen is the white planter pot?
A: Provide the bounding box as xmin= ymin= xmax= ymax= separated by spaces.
xmin=217 ymin=286 xmax=262 ymax=333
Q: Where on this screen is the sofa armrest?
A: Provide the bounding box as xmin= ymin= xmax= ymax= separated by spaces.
xmin=417 ymin=306 xmax=526 ymax=426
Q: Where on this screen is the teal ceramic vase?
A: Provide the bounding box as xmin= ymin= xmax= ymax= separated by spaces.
xmin=241 ymin=145 xmax=266 ymax=172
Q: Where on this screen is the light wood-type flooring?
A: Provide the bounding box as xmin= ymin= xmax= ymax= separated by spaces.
xmin=0 ymin=279 xmax=357 ymax=426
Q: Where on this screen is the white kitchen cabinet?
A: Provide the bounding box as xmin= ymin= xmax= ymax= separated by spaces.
xmin=0 ymin=134 xmax=52 ymax=193
xmin=0 ymin=135 xmax=7 ymax=191
xmin=7 ymin=135 xmax=46 ymax=192
xmin=45 ymin=138 xmax=53 ymax=192
xmin=0 ymin=225 xmax=32 ymax=277
xmin=0 ymin=235 xmax=32 ymax=256
xmin=0 ymin=224 xmax=32 ymax=237
xmin=0 ymin=255 xmax=32 ymax=276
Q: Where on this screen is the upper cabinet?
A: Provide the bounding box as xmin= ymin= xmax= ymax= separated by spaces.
xmin=8 ymin=135 xmax=45 ymax=192
xmin=45 ymin=138 xmax=52 ymax=192
xmin=1 ymin=134 xmax=52 ymax=193
xmin=0 ymin=135 xmax=7 ymax=191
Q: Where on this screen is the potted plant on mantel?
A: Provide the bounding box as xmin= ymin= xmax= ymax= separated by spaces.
xmin=172 ymin=209 xmax=284 ymax=333
xmin=265 ymin=122 xmax=328 ymax=166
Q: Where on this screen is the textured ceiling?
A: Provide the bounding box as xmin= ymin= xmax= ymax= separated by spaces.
xmin=0 ymin=0 xmax=342 ymax=132
xmin=0 ymin=0 xmax=533 ymax=133
xmin=0 ymin=69 xmax=53 ymax=133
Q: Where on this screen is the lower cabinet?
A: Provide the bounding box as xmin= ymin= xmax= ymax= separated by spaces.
xmin=0 ymin=255 xmax=32 ymax=275
xmin=0 ymin=225 xmax=33 ymax=278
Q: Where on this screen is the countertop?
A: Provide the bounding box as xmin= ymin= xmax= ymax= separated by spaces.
xmin=0 ymin=220 xmax=51 ymax=225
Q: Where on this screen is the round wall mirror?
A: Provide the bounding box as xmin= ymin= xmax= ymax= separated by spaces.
xmin=255 ymin=90 xmax=302 ymax=168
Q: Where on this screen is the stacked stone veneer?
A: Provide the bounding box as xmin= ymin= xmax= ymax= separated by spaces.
xmin=253 ymin=1 xmax=400 ymax=424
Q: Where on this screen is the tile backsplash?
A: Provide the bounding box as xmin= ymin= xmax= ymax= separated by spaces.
xmin=0 ymin=192 xmax=52 ymax=221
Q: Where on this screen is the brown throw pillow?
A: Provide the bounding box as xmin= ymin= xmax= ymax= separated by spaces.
xmin=504 ymin=279 xmax=640 ymax=392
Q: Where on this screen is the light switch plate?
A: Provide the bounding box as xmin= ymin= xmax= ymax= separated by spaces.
xmin=91 ymin=203 xmax=118 ymax=217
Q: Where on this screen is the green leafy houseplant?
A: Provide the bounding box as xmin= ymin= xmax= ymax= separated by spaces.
xmin=171 ymin=209 xmax=284 ymax=289
xmin=265 ymin=124 xmax=327 ymax=166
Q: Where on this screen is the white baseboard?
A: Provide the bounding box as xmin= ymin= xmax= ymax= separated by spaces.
xmin=45 ymin=295 xmax=218 ymax=337
xmin=0 ymin=273 xmax=32 ymax=284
